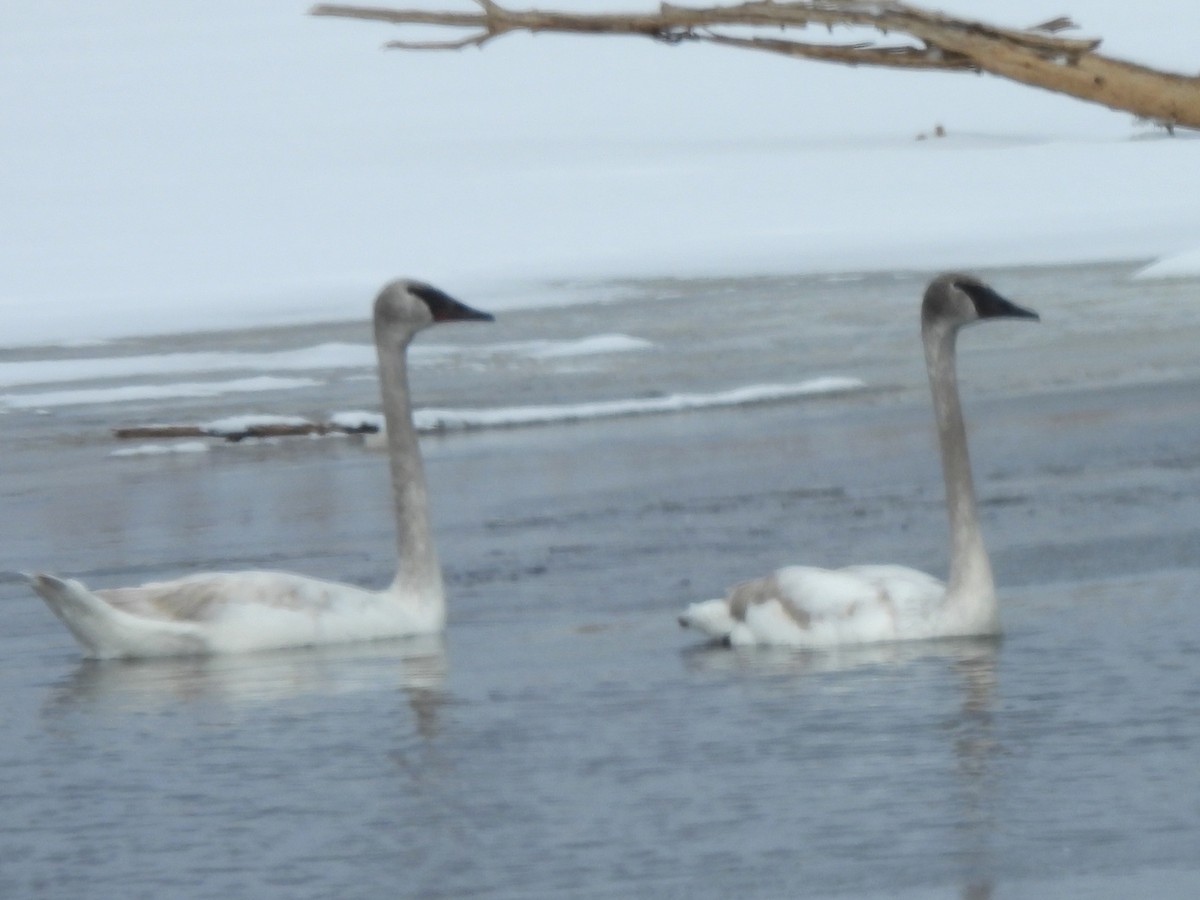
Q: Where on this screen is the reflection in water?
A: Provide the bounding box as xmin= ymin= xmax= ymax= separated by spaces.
xmin=43 ymin=636 xmax=448 ymax=736
xmin=953 ymin=649 xmax=998 ymax=900
xmin=683 ymin=637 xmax=1001 ymax=899
xmin=680 ymin=635 xmax=998 ymax=679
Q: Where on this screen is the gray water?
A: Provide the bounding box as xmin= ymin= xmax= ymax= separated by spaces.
xmin=2 ymin=263 xmax=1200 ymax=898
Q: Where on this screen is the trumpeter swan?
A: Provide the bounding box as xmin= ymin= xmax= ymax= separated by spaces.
xmin=29 ymin=279 xmax=492 ymax=658
xmin=679 ymin=273 xmax=1038 ymax=647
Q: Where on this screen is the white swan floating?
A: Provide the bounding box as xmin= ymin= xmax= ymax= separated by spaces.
xmin=28 ymin=280 xmax=493 ymax=659
xmin=679 ymin=273 xmax=1039 ymax=648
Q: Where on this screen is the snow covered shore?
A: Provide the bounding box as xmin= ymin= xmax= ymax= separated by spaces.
xmin=3 ymin=2 xmax=1199 ymax=349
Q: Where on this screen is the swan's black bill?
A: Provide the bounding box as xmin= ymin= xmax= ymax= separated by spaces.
xmin=955 ymin=281 xmax=1040 ymax=322
xmin=410 ymin=282 xmax=495 ymax=323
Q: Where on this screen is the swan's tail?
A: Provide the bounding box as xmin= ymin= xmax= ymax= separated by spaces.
xmin=27 ymin=572 xmax=199 ymax=659
xmin=28 ymin=573 xmax=122 ymax=657
xmin=678 ymin=598 xmax=737 ymax=642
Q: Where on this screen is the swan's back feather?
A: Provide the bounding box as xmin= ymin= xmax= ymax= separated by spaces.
xmin=30 ymin=570 xmax=441 ymax=659
xmin=839 ymin=565 xmax=945 ymax=611
xmin=96 ymin=571 xmax=345 ymax=623
xmin=682 ymin=564 xmax=947 ymax=648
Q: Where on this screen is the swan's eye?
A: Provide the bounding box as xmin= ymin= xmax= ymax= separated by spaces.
xmin=408 ymin=283 xmax=462 ymax=319
xmin=955 ymin=281 xmax=999 ymax=312
xmin=951 ymin=280 xmax=985 ymax=299
xmin=408 ymin=283 xmax=494 ymax=323
xmin=955 ymin=281 xmax=1039 ymax=321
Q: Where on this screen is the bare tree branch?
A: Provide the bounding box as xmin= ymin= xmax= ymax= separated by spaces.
xmin=114 ymin=420 xmax=381 ymax=443
xmin=310 ymin=0 xmax=1200 ymax=129
xmin=698 ymin=32 xmax=972 ymax=70
xmin=386 ymin=31 xmax=497 ymax=50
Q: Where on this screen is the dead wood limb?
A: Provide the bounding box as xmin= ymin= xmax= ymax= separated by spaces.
xmin=310 ymin=0 xmax=1200 ymax=130
xmin=113 ymin=421 xmax=381 ymax=443
xmin=113 ymin=425 xmax=208 ymax=440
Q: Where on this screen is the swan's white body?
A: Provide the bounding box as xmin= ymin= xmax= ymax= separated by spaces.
xmin=679 ymin=273 xmax=1039 ymax=648
xmin=28 ymin=572 xmax=444 ymax=659
xmin=30 ymin=280 xmax=492 ymax=659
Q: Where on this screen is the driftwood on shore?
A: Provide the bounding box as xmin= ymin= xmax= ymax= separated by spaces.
xmin=113 ymin=420 xmax=381 ymax=443
xmin=310 ymin=1 xmax=1200 ymax=131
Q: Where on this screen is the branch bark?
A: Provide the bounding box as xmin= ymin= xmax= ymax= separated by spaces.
xmin=114 ymin=421 xmax=380 ymax=443
xmin=310 ymin=0 xmax=1200 ymax=129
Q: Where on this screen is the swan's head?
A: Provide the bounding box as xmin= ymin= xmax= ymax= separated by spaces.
xmin=374 ymin=279 xmax=494 ymax=333
xmin=922 ymin=273 xmax=1039 ymax=330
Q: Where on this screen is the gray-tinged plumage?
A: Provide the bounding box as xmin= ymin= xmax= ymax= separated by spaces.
xmin=29 ymin=279 xmax=493 ymax=658
xmin=679 ymin=273 xmax=1039 ymax=647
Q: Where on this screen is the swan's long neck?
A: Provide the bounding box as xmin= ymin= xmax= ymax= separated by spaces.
xmin=374 ymin=321 xmax=444 ymax=603
xmin=923 ymin=320 xmax=996 ymax=616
